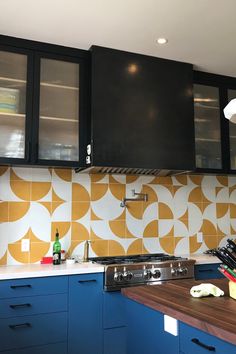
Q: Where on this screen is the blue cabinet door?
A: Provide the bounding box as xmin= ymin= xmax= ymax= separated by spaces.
xmin=104 ymin=327 xmax=126 ymax=354
xmin=194 ymin=264 xmax=224 ymax=280
xmin=125 ymin=298 xmax=179 ymax=354
xmin=180 ymin=322 xmax=236 ymax=354
xmin=68 ymin=273 xmax=103 ymax=354
xmin=103 ymin=291 xmax=126 ymax=329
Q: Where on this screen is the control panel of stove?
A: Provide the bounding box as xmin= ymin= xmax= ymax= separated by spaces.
xmin=105 ymin=259 xmax=195 ymax=291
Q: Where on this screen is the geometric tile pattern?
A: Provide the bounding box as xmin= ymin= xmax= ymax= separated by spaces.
xmin=0 ymin=166 xmax=236 ymax=265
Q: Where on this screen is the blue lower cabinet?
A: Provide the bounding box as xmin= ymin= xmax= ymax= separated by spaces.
xmin=103 ymin=291 xmax=127 ymax=354
xmin=125 ymin=298 xmax=179 ymax=354
xmin=0 ymin=342 xmax=67 ymax=354
xmin=0 ymin=312 xmax=68 ymax=351
xmin=180 ymin=322 xmax=235 ymax=354
xmin=103 ymin=291 xmax=126 ymax=329
xmin=104 ymin=327 xmax=126 ymax=354
xmin=68 ymin=273 xmax=103 ymax=354
xmin=194 ymin=264 xmax=223 ymax=280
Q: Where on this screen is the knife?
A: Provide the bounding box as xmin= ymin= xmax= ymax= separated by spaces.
xmin=218 ymin=248 xmax=236 ymax=269
xmin=226 ymin=239 xmax=236 ymax=253
xmin=220 ymin=248 xmax=236 ymax=269
xmin=213 ymin=250 xmax=234 ymax=269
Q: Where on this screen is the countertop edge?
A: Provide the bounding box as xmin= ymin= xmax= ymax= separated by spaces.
xmin=0 ymin=263 xmax=104 ymax=280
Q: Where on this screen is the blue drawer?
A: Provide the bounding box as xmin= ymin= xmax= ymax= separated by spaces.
xmin=180 ymin=322 xmax=235 ymax=354
xmin=0 ymin=276 xmax=68 ymax=298
xmin=0 ymin=293 xmax=67 ymax=318
xmin=0 ymin=342 xmax=67 ymax=354
xmin=194 ymin=264 xmax=223 ymax=280
xmin=103 ymin=291 xmax=126 ymax=329
xmin=0 ymin=312 xmax=67 ymax=351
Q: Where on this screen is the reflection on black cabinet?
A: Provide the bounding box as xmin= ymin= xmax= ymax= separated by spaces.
xmin=194 ymin=84 xmax=222 ymax=169
xmin=0 ymin=35 xmax=89 ymax=167
xmin=89 ymin=46 xmax=195 ymax=173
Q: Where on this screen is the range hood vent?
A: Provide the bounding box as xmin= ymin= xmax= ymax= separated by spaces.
xmin=75 ymin=166 xmax=191 ymax=176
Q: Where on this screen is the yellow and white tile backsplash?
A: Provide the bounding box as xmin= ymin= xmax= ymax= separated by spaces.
xmin=0 ymin=166 xmax=236 ymax=265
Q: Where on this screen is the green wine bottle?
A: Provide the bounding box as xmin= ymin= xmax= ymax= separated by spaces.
xmin=53 ymin=229 xmax=61 ymax=265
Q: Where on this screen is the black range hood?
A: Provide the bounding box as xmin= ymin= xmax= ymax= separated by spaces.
xmin=76 ymin=46 xmax=195 ymax=176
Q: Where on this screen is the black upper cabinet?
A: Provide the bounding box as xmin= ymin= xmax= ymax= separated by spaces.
xmin=193 ymin=71 xmax=236 ymax=174
xmin=89 ymin=46 xmax=195 ymax=173
xmin=0 ymin=35 xmax=89 ymax=167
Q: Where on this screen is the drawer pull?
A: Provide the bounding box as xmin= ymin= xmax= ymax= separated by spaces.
xmin=191 ymin=338 xmax=216 ymax=351
xmin=9 ymin=323 xmax=31 ymax=330
xmin=10 ymin=284 xmax=32 ymax=289
xmin=10 ymin=303 xmax=31 ymax=309
xmin=78 ymin=279 xmax=97 ymax=283
xmin=198 ymin=269 xmax=213 ymax=273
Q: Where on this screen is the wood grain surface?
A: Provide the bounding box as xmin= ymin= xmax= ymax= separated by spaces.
xmin=122 ymin=279 xmax=236 ymax=345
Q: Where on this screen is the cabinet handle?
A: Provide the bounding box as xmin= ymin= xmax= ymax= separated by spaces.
xmin=198 ymin=269 xmax=213 ymax=272
xmin=9 ymin=323 xmax=31 ymax=330
xmin=191 ymin=338 xmax=216 ymax=351
xmin=10 ymin=303 xmax=31 ymax=309
xmin=10 ymin=284 xmax=32 ymax=289
xmin=78 ymin=279 xmax=97 ymax=283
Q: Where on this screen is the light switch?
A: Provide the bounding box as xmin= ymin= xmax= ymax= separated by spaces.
xmin=21 ymin=239 xmax=30 ymax=252
xmin=164 ymin=315 xmax=178 ymax=336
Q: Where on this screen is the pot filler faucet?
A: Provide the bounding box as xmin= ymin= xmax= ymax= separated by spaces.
xmin=120 ymin=189 xmax=148 ymax=207
xmin=83 ymin=240 xmax=92 ymax=262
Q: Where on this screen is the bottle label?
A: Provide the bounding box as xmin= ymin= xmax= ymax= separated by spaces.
xmin=53 ymin=252 xmax=61 ymax=265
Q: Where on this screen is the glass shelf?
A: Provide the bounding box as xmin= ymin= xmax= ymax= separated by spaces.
xmin=40 ymin=115 xmax=78 ymax=123
xmin=195 ymin=138 xmax=220 ymax=143
xmin=40 ymin=82 xmax=79 ymax=91
xmin=0 ymin=112 xmax=25 ymax=118
xmin=0 ymin=76 xmax=26 ymax=84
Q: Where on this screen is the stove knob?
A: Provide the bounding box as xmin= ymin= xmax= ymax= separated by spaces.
xmin=143 ymin=270 xmax=152 ymax=280
xmin=124 ymin=271 xmax=133 ymax=281
xmin=151 ymin=269 xmax=161 ymax=279
xmin=114 ymin=272 xmax=124 ymax=282
xmin=171 ymin=268 xmax=177 ymax=276
xmin=178 ymin=267 xmax=184 ymax=274
xmin=182 ymin=267 xmax=188 ymax=275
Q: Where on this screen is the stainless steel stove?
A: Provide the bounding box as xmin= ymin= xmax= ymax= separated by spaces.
xmin=89 ymin=253 xmax=196 ymax=291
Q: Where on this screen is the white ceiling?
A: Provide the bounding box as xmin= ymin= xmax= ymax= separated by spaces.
xmin=1 ymin=0 xmax=236 ymax=77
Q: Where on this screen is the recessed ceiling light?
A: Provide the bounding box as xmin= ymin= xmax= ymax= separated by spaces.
xmin=157 ymin=38 xmax=168 ymax=45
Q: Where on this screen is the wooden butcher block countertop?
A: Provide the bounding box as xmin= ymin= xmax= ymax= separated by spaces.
xmin=122 ymin=279 xmax=236 ymax=345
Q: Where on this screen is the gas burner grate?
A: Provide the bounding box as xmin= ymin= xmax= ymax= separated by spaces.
xmin=89 ymin=253 xmax=185 ymax=265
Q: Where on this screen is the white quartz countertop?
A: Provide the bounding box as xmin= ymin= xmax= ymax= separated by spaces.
xmin=184 ymin=254 xmax=221 ymax=265
xmin=0 ymin=254 xmax=221 ymax=281
xmin=0 ymin=262 xmax=104 ymax=280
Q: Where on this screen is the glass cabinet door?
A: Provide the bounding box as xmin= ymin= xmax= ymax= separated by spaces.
xmin=0 ymin=50 xmax=28 ymax=159
xmin=194 ymin=84 xmax=222 ymax=169
xmin=228 ymin=89 xmax=236 ymax=170
xmin=38 ymin=58 xmax=79 ymax=162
